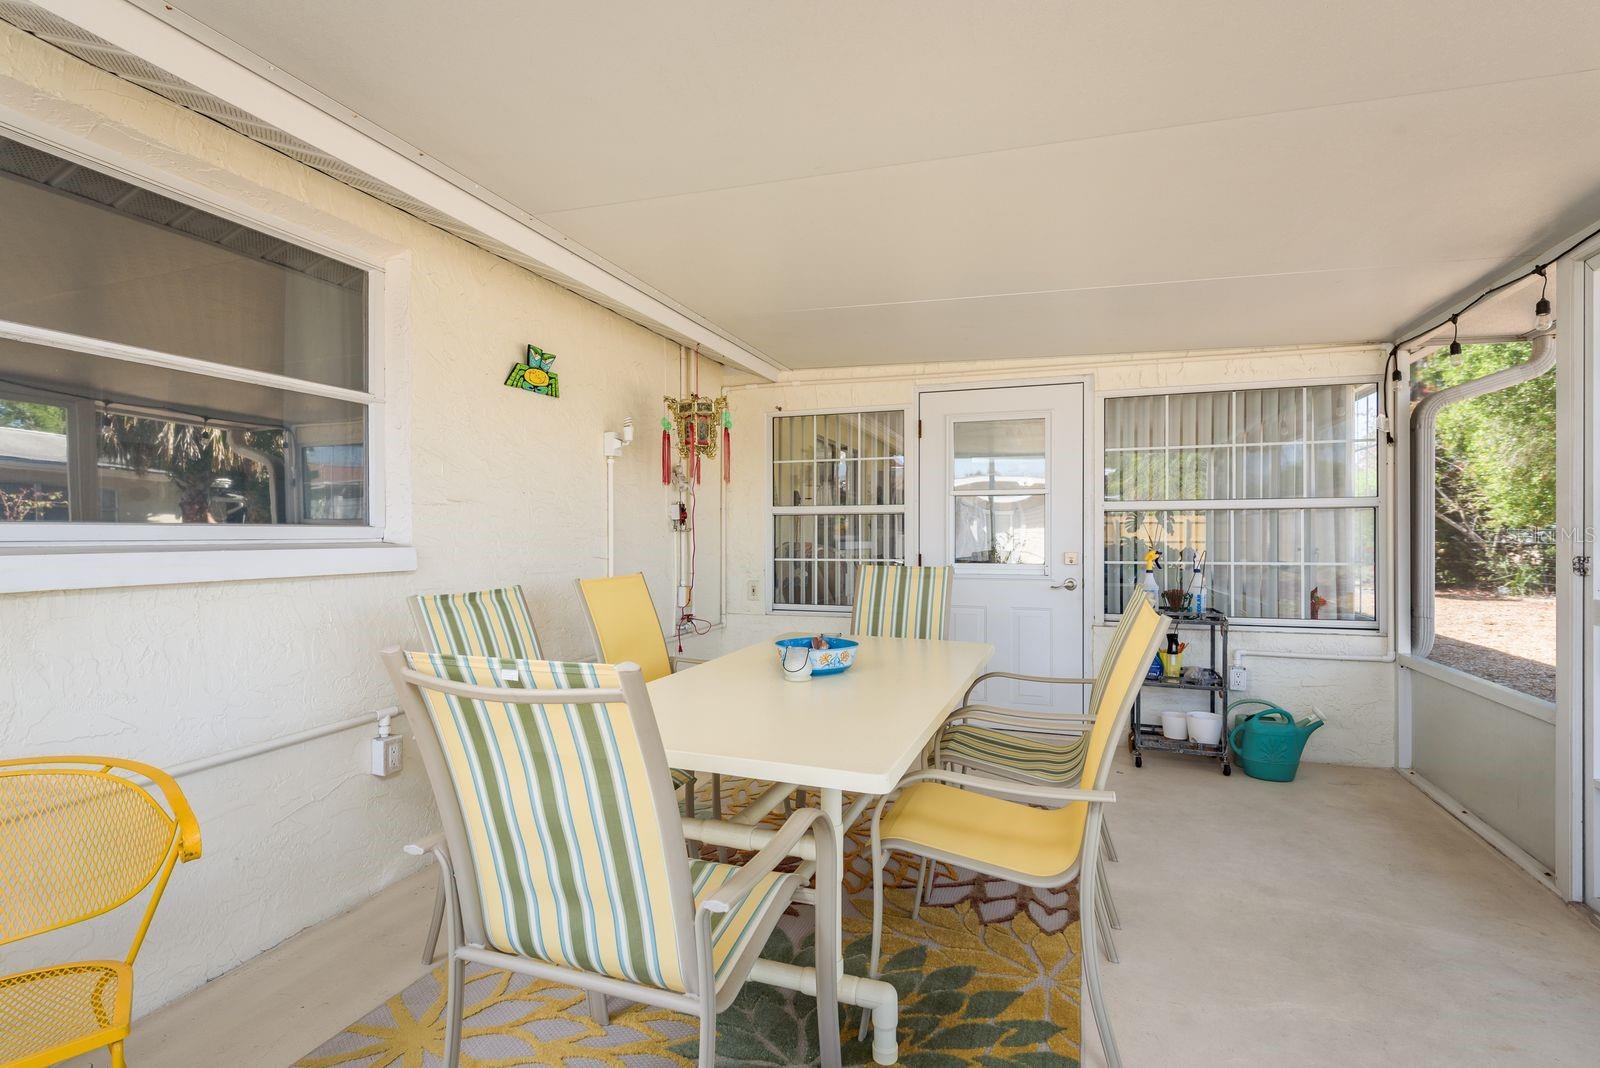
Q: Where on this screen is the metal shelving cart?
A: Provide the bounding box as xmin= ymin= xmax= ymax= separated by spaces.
xmin=1129 ymin=606 xmax=1231 ymax=775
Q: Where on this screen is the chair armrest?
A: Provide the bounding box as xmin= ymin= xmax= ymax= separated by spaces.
xmin=963 ymin=671 xmax=1093 ymax=704
xmin=403 ymin=834 xmax=446 ymax=858
xmin=893 ymin=767 xmax=1115 ymax=809
xmin=945 ymin=705 xmax=1096 ymax=731
xmin=698 ymin=808 xmax=837 ymax=915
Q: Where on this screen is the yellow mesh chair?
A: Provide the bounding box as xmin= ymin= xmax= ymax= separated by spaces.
xmin=0 ymin=756 xmax=201 ymax=1068
xmin=862 ymin=593 xmax=1165 ymax=1068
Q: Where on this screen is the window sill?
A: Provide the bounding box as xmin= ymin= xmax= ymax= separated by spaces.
xmin=0 ymin=541 xmax=417 ymax=594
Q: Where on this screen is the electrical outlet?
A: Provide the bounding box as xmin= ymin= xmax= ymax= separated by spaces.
xmin=1229 ymin=665 xmax=1248 ymax=692
xmin=746 ymin=580 xmax=760 ymax=601
xmin=371 ymin=735 xmax=403 ymax=777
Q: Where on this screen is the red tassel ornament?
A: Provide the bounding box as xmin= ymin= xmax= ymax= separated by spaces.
xmin=660 ymin=417 xmax=673 ymax=485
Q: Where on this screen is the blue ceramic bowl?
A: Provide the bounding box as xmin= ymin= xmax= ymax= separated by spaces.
xmin=774 ymin=635 xmax=859 ymax=677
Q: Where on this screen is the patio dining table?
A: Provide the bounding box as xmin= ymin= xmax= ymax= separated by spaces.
xmin=647 ymin=634 xmax=993 ymax=1065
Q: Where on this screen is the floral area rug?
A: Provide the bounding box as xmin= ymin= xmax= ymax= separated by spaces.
xmin=296 ymin=786 xmax=1081 ymax=1067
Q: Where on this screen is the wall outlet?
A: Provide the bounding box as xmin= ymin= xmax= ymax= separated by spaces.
xmin=371 ymin=735 xmax=403 ymax=777
xmin=1229 ymin=664 xmax=1248 ymax=692
xmin=746 ymin=580 xmax=760 ymax=601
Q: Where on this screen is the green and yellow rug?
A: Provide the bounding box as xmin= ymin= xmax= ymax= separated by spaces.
xmin=298 ymin=801 xmax=1082 ymax=1066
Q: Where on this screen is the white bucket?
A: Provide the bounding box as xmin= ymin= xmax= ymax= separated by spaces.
xmin=1188 ymin=710 xmax=1224 ymax=746
xmin=1160 ymin=711 xmax=1189 ymax=740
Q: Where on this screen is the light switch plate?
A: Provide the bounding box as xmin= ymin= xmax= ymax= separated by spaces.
xmin=1062 ymin=551 xmax=1079 ymax=565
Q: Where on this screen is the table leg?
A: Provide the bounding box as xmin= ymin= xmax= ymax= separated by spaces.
xmin=816 ymin=786 xmax=898 ymax=1064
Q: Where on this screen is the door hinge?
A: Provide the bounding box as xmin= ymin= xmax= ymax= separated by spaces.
xmin=917 ymin=419 xmax=922 ymax=439
xmin=1574 ymin=555 xmax=1592 ymax=577
xmin=917 ymin=553 xmax=923 ymax=566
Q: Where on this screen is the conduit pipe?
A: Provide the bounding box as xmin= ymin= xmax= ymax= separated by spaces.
xmin=158 ymin=707 xmax=400 ymax=780
xmin=1410 ymin=331 xmax=1555 ymax=657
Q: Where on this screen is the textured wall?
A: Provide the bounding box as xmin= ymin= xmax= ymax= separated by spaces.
xmin=689 ymin=345 xmax=1398 ymax=767
xmin=0 ymin=21 xmax=719 ymax=1013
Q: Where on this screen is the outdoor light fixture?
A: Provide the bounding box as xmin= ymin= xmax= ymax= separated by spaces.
xmin=1447 ymin=314 xmax=1462 ymax=361
xmin=1533 ymin=267 xmax=1554 ymax=332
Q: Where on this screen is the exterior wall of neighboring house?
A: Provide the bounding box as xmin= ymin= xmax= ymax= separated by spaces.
xmin=0 ymin=22 xmax=721 ymax=1013
xmin=686 ymin=344 xmax=1397 ymax=768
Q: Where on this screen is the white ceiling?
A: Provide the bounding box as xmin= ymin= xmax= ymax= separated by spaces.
xmin=158 ymin=0 xmax=1600 ymax=369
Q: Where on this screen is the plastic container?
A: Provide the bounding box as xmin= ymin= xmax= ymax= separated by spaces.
xmin=1187 ymin=710 xmax=1224 ymax=746
xmin=1227 ymin=698 xmax=1325 ymax=781
xmin=774 ymin=635 xmax=859 ymax=681
xmin=1160 ymin=711 xmax=1189 ymax=740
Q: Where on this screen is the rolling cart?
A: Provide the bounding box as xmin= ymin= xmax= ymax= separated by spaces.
xmin=1129 ymin=606 xmax=1231 ymax=775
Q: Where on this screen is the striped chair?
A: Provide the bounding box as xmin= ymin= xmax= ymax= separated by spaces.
xmin=850 ymin=564 xmax=953 ymax=639
xmin=382 ymin=649 xmax=841 ymax=1068
xmin=931 ymin=594 xmax=1152 ymax=963
xmin=862 ymin=592 xmax=1166 ymax=1068
xmin=409 ymin=584 xmax=692 ymax=967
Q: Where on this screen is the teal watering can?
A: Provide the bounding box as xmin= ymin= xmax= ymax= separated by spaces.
xmin=1227 ymin=699 xmax=1324 ymax=782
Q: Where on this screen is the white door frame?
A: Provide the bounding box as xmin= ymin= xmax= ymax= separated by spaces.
xmin=915 ymin=376 xmax=1096 ymax=689
xmin=1570 ymin=244 xmax=1600 ymax=909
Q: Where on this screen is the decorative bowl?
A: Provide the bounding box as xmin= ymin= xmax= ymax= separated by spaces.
xmin=775 ymin=636 xmax=859 ymax=680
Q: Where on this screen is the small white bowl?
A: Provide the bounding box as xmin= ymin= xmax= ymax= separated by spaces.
xmin=1187 ymin=710 xmax=1224 ymax=746
xmin=1160 ymin=711 xmax=1190 ymax=740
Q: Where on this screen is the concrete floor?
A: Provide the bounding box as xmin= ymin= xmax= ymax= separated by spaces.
xmin=121 ymin=757 xmax=1600 ymax=1067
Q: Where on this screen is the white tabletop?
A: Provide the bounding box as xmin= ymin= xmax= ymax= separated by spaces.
xmin=647 ymin=636 xmax=993 ymax=794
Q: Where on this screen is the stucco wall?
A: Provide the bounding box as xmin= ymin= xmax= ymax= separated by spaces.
xmin=686 ymin=345 xmax=1397 ymax=768
xmin=0 ymin=22 xmax=720 ymax=1013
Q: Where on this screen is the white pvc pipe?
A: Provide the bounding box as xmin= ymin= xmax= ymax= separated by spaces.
xmin=605 ymin=454 xmax=617 ymax=577
xmin=162 ymin=707 xmax=399 ymax=779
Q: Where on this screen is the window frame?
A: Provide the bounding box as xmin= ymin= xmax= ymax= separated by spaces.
xmin=765 ymin=404 xmax=914 ymax=614
xmin=0 ymin=120 xmax=412 ymax=592
xmin=1097 ymin=376 xmax=1387 ymax=631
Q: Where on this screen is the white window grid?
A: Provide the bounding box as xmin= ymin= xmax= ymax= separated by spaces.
xmin=770 ymin=409 xmax=907 ymax=611
xmin=1101 ymin=384 xmax=1381 ymax=628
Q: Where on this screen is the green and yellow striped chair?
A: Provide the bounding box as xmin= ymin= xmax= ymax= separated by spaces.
xmin=409 ymin=584 xmax=691 ymax=968
xmin=382 ymin=649 xmax=841 ymax=1068
xmin=850 ymin=564 xmax=953 ymax=639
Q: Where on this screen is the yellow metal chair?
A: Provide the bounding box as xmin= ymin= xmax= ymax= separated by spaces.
xmin=0 ymin=756 xmax=201 ymax=1068
xmin=862 ymin=593 xmax=1164 ymax=1068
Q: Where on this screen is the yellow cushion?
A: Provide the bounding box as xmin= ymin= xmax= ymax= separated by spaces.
xmin=577 ymin=574 xmax=673 ymax=683
xmin=878 ymin=781 xmax=1085 ymax=881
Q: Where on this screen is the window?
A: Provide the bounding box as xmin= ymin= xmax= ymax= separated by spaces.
xmin=0 ymin=134 xmax=373 ymax=537
xmin=1103 ymin=384 xmax=1380 ymax=625
xmin=952 ymin=417 xmax=1047 ymax=565
xmin=771 ymin=410 xmax=906 ymax=609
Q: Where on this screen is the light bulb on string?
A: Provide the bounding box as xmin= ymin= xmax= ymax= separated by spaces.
xmin=1534 ymin=267 xmax=1554 ymax=332
xmin=1447 ymin=314 xmax=1462 ymax=364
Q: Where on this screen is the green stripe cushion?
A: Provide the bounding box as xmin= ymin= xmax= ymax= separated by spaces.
xmin=404 ymin=651 xmax=692 ymax=992
xmin=689 ymin=858 xmax=795 ymax=988
xmin=413 ymin=586 xmax=541 ymax=659
xmin=939 ymin=723 xmax=1090 ymax=785
xmin=850 ymin=564 xmax=952 ymax=639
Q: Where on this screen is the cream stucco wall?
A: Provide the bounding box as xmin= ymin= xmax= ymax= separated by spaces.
xmin=0 ymin=22 xmax=721 ymax=1013
xmin=686 ymin=345 xmax=1397 ymax=768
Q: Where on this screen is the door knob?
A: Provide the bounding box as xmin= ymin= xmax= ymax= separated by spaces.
xmin=1051 ymin=577 xmax=1079 ymax=591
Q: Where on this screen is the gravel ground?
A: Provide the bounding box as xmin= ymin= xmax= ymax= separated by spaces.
xmin=1430 ymin=592 xmax=1556 ymax=701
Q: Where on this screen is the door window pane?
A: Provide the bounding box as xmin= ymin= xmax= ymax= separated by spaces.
xmin=955 ymin=494 xmax=1045 ymax=564
xmin=952 ymin=418 xmax=1046 ymax=491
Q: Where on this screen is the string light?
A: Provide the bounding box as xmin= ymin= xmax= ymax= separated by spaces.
xmin=1533 ymin=266 xmax=1553 ymax=332
xmin=1447 ymin=314 xmax=1462 ymax=362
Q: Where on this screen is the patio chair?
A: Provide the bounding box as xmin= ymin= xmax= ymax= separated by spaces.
xmin=849 ymin=563 xmax=953 ymax=640
xmin=576 ymin=573 xmax=733 ymax=820
xmin=0 ymin=756 xmax=202 ymax=1068
xmin=861 ymin=593 xmax=1164 ymax=1068
xmin=930 ymin=594 xmax=1151 ymax=959
xmin=381 ymin=649 xmax=841 ymax=1068
xmin=410 ymin=584 xmax=700 ymax=964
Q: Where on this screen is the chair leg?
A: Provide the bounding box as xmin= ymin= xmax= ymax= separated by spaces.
xmin=697 ymin=998 xmax=717 ymax=1067
xmin=912 ymin=856 xmax=930 ymax=921
xmin=444 ymin=952 xmax=465 ymax=1066
xmin=1095 ymin=893 xmax=1120 ymax=964
xmin=1101 ymin=818 xmax=1119 ymax=863
xmin=423 ymin=869 xmax=446 ymax=966
xmin=1082 ymin=813 xmax=1122 ymax=1068
xmin=585 ymin=989 xmax=610 ymax=1026
xmin=109 ymin=1042 xmax=125 ymax=1068
xmin=1098 ymin=863 xmax=1122 ymax=930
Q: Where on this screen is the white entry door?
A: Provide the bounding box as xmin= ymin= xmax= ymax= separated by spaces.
xmin=918 ymin=383 xmax=1089 ymax=712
